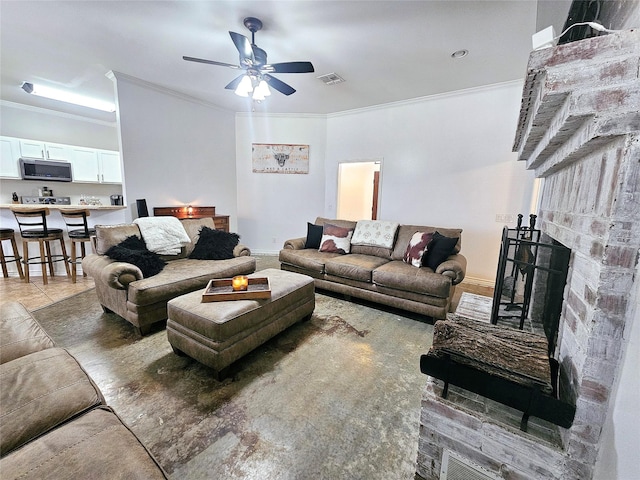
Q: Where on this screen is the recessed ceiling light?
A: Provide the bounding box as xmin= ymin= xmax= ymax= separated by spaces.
xmin=451 ymin=49 xmax=469 ymax=59
xmin=21 ymin=82 xmax=116 ymax=112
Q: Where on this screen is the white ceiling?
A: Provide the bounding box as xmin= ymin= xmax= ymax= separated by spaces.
xmin=0 ymin=1 xmax=572 ymax=121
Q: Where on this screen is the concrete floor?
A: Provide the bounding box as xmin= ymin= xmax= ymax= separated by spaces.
xmin=2 ymin=255 xmax=493 ymax=479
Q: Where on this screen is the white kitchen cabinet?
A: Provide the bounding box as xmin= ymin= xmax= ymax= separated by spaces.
xmin=0 ymin=137 xmax=21 ymax=178
xmin=18 ymin=140 xmax=45 ymax=159
xmin=70 ymin=148 xmax=121 ymax=184
xmin=98 ymin=150 xmax=122 ymax=183
xmin=44 ymin=143 xmax=72 ymax=160
xmin=2 ymin=136 xmax=121 ymax=184
xmin=19 ymin=139 xmax=72 ymax=160
xmin=70 ymin=147 xmax=100 ymax=182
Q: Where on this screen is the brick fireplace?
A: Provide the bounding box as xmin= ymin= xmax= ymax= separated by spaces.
xmin=416 ymin=29 xmax=639 ymax=480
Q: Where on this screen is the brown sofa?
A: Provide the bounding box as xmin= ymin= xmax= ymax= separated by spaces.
xmin=279 ymin=217 xmax=467 ymax=319
xmin=0 ymin=301 xmax=168 ymax=479
xmin=82 ymin=218 xmax=256 ymax=335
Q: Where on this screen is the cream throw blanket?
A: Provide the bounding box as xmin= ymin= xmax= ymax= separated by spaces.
xmin=133 ymin=217 xmax=191 ymax=255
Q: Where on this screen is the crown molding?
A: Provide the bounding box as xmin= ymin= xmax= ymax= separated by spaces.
xmin=107 ymin=71 xmax=233 ymax=114
xmin=235 ymin=111 xmax=326 ymax=120
xmin=0 ymin=99 xmax=117 ymax=127
xmin=327 ymin=79 xmax=525 ymax=118
xmin=234 ymin=79 xmax=524 ymax=120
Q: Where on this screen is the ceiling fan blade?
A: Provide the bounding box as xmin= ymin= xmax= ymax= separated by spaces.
xmin=267 ymin=62 xmax=315 ymax=74
xmin=183 ymin=56 xmax=240 ymax=69
xmin=264 ymin=74 xmax=296 ymax=96
xmin=224 ymin=75 xmax=245 ymax=90
xmin=229 ymin=31 xmax=255 ymax=64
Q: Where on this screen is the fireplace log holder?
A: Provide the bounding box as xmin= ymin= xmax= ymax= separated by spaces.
xmin=420 ymin=318 xmax=576 ymax=432
xmin=420 ymin=353 xmax=575 ymax=431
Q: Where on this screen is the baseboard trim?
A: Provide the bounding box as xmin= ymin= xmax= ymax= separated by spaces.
xmin=461 ymin=276 xmax=495 ymax=288
xmin=251 ymin=250 xmax=280 ymax=256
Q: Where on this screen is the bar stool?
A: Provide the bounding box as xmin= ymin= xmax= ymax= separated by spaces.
xmin=0 ymin=228 xmax=24 ymax=279
xmin=60 ymin=209 xmax=95 ymax=283
xmin=11 ymin=207 xmax=70 ymax=285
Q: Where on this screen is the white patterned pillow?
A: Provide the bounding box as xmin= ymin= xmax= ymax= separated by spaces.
xmin=350 ymin=220 xmax=399 ymax=249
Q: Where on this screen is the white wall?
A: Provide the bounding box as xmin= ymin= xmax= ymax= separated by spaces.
xmin=325 ymin=81 xmax=535 ymax=283
xmin=111 ymin=73 xmax=237 ymax=226
xmin=235 ymin=113 xmax=326 ymax=253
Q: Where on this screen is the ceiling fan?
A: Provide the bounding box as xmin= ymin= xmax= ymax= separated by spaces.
xmin=183 ymin=17 xmax=314 ymax=99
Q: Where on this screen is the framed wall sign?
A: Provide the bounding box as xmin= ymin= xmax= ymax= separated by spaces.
xmin=252 ymin=143 xmax=309 ymax=174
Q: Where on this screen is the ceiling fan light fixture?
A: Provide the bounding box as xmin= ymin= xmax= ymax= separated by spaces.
xmin=184 ymin=16 xmax=313 ymax=99
xmin=255 ymin=80 xmax=271 ymax=97
xmin=234 ymin=75 xmax=254 ymax=97
xmin=21 ymin=81 xmax=116 ymax=112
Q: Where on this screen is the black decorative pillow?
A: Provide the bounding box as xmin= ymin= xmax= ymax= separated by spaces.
xmin=423 ymin=232 xmax=459 ymax=270
xmin=189 ymin=226 xmax=240 ymax=260
xmin=304 ymin=222 xmax=324 ymax=249
xmin=105 ymin=235 xmax=166 ymax=277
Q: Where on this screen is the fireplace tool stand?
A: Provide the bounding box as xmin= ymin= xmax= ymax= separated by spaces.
xmin=491 ymin=214 xmax=540 ymax=329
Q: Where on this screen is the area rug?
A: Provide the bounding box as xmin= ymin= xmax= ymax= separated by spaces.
xmin=32 ymin=288 xmax=433 ymax=479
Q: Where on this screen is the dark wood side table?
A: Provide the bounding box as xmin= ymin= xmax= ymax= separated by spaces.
xmin=153 ymin=206 xmax=230 ymax=232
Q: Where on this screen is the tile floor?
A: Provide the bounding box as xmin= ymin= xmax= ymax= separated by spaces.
xmin=0 ymin=274 xmax=95 ymax=310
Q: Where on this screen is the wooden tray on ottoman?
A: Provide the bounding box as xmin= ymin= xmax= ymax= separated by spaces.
xmin=201 ymin=277 xmax=271 ymax=302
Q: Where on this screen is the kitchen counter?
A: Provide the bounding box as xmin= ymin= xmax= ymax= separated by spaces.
xmin=0 ymin=204 xmax=126 ymax=211
xmin=1 ymin=203 xmax=128 ymax=278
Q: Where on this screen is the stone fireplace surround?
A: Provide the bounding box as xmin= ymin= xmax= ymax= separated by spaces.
xmin=416 ymin=29 xmax=639 ymax=480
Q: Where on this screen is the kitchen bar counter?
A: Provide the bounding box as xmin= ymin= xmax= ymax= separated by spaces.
xmin=1 ymin=204 xmax=128 ymax=277
xmin=0 ymin=204 xmax=126 ymax=211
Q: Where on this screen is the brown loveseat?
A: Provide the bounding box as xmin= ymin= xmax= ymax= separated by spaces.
xmin=279 ymin=217 xmax=467 ymax=319
xmin=0 ymin=301 xmax=168 ymax=479
xmin=82 ymin=217 xmax=255 ymax=335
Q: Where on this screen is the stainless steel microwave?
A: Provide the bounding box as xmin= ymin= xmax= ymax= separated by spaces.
xmin=19 ymin=158 xmax=73 ymax=182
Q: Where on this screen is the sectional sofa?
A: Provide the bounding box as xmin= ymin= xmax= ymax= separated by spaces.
xmin=0 ymin=301 xmax=167 ymax=479
xmin=279 ymin=217 xmax=467 ymax=319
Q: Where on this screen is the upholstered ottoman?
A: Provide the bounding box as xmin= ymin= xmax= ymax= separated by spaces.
xmin=167 ymin=268 xmax=315 ymax=379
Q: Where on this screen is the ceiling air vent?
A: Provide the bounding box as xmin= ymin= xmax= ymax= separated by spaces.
xmin=317 ymin=73 xmax=345 ymax=85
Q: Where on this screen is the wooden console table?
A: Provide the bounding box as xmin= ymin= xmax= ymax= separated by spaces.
xmin=153 ymin=206 xmax=229 ymax=232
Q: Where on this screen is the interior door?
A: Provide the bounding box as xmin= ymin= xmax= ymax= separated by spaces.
xmin=372 ymin=171 xmax=380 ymax=220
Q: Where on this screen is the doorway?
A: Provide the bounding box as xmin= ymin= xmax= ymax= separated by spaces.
xmin=337 ymin=161 xmax=381 ymax=220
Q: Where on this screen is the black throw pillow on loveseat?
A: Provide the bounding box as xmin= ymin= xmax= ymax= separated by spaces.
xmin=422 ymin=231 xmax=459 ymax=270
xmin=105 ymin=235 xmax=166 ymax=277
xmin=189 ymin=226 xmax=240 ymax=260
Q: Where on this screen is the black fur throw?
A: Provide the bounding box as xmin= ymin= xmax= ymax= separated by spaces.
xmin=189 ymin=226 xmax=240 ymax=260
xmin=105 ymin=235 xmax=166 ymax=277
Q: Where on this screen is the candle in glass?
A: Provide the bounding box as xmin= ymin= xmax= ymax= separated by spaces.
xmin=231 ymin=275 xmax=249 ymax=291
